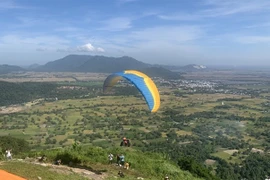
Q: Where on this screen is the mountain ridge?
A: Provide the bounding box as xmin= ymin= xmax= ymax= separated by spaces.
xmin=35 ymin=55 xmax=152 ymax=73
xmin=0 ymin=55 xmax=207 ymax=78
xmin=0 ymin=64 xmax=25 ymax=74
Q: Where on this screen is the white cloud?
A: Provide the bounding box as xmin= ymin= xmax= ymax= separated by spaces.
xmin=118 ymin=0 xmax=137 ymax=2
xmin=77 ymin=43 xmax=105 ymax=52
xmin=0 ymin=0 xmax=25 ymax=9
xmin=245 ymin=22 xmax=270 ymax=28
xmin=54 ymin=27 xmax=81 ymax=32
xmin=96 ymin=47 xmax=105 ymax=52
xmin=116 ymin=0 xmax=138 ymax=5
xmin=16 ymin=17 xmax=40 ymax=27
xmin=57 ymin=43 xmax=105 ymax=53
xmin=99 ymin=17 xmax=132 ymax=31
xmin=77 ymin=43 xmax=95 ymax=52
xmin=90 ymin=25 xmax=204 ymax=65
xmin=1 ymin=35 xmax=69 ymax=46
xmin=201 ymin=2 xmax=269 ymax=17
xmin=0 ymin=35 xmax=70 ymax=53
xmin=36 ymin=47 xmax=47 ymax=51
xmin=120 ymin=0 xmax=137 ymax=2
xmin=203 ymin=0 xmax=270 ymax=14
xmin=235 ymin=36 xmax=270 ymax=44
xmin=159 ymin=0 xmax=270 ymax=21
xmin=129 ymin=26 xmax=203 ymax=43
xmin=158 ymin=14 xmax=201 ymax=21
xmin=91 ymin=25 xmax=203 ymax=57
xmin=0 ymin=34 xmax=105 ymax=54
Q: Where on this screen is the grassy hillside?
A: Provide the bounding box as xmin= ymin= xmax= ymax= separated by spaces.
xmin=0 ymin=144 xmax=202 ymax=180
xmin=0 ymin=161 xmax=89 ymax=180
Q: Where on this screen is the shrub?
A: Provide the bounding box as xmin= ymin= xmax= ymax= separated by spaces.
xmin=0 ymin=136 xmax=30 ymax=154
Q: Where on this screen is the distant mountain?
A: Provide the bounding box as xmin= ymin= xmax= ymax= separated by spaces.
xmin=0 ymin=64 xmax=25 ymax=74
xmin=36 ymin=55 xmax=151 ymax=73
xmin=36 ymin=55 xmax=90 ymax=72
xmin=140 ymin=67 xmax=182 ymax=80
xmin=0 ymin=55 xmax=190 ymax=79
xmin=27 ymin=63 xmax=41 ymax=70
xmin=35 ymin=55 xmax=182 ymax=79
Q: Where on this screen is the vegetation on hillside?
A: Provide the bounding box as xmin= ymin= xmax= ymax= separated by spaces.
xmin=0 ymin=136 xmax=202 ymax=180
xmin=1 ymin=70 xmax=270 ymax=179
xmin=0 ymin=81 xmax=102 ymax=106
xmin=0 ymin=81 xmax=57 ymax=106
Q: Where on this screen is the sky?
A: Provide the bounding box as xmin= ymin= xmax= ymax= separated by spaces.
xmin=0 ymin=0 xmax=270 ymax=66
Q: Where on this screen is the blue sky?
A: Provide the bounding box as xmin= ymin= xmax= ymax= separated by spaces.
xmin=0 ymin=0 xmax=270 ymax=66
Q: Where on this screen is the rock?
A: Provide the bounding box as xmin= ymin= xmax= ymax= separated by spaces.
xmin=82 ymin=171 xmax=91 ymax=175
xmin=40 ymin=163 xmax=47 ymax=167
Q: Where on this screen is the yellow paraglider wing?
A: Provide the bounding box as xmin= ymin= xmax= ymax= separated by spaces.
xmin=103 ymin=70 xmax=160 ymax=112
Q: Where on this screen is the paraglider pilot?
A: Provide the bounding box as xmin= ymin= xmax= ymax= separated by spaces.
xmin=120 ymin=137 xmax=131 ymax=147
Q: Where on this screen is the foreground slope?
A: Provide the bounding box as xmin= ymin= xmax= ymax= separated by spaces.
xmin=0 ymin=145 xmax=203 ymax=180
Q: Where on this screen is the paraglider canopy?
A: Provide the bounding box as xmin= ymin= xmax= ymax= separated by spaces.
xmin=103 ymin=70 xmax=160 ymax=112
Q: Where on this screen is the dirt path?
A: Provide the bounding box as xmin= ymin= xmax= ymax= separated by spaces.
xmin=1 ymin=160 xmax=108 ymax=180
xmin=31 ymin=161 xmax=108 ymax=180
xmin=0 ymin=105 xmax=25 ymax=114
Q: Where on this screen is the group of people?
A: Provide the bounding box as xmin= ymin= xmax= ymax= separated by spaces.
xmin=108 ymin=152 xmax=130 ymax=178
xmin=108 ymin=153 xmax=130 ymax=169
xmin=109 ymin=138 xmax=170 ymax=179
xmin=108 ymin=153 xmax=169 ymax=179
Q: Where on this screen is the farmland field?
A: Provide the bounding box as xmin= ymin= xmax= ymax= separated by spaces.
xmin=1 ymin=70 xmax=270 ymax=179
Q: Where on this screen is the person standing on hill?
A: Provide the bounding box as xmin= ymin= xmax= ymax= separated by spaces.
xmin=108 ymin=153 xmax=114 ymax=164
xmin=5 ymin=149 xmax=12 ymax=160
xmin=120 ymin=137 xmax=131 ymax=147
xmin=116 ymin=154 xmax=120 ymax=166
xmin=119 ymin=154 xmax=125 ymax=167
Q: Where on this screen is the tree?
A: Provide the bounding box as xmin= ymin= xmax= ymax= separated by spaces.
xmin=178 ymin=156 xmax=219 ymax=180
xmin=0 ymin=136 xmax=30 ymax=154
